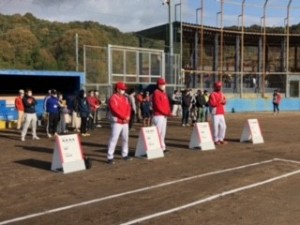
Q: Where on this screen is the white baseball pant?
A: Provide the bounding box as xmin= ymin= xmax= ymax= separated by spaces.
xmin=107 ymin=123 xmax=129 ymax=160
xmin=212 ymin=114 xmax=226 ymax=142
xmin=21 ymin=113 xmax=38 ymax=138
xmin=152 ymin=115 xmax=167 ymax=150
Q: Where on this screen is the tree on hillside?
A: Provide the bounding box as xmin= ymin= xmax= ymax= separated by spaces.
xmin=0 ymin=40 xmax=14 ymax=67
xmin=5 ymin=28 xmax=39 ymax=68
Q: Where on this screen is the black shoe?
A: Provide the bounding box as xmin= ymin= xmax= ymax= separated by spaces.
xmin=123 ymin=156 xmax=132 ymax=161
xmin=163 ymin=150 xmax=169 ymax=153
xmin=107 ymin=159 xmax=115 ymax=165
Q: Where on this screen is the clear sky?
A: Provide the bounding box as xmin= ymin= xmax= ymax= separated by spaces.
xmin=0 ymin=0 xmax=300 ymax=32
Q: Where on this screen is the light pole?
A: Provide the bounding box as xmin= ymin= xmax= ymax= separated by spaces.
xmin=163 ymin=0 xmax=174 ymax=85
xmin=240 ymin=0 xmax=246 ymax=98
xmin=200 ymin=0 xmax=204 ymax=90
xmin=194 ymin=7 xmax=201 ymax=88
xmin=262 ymin=0 xmax=269 ymax=97
xmin=286 ymin=0 xmax=293 ymax=97
xmin=174 ymin=1 xmax=182 ymax=87
xmin=175 ymin=3 xmax=181 ymax=21
xmin=196 ymin=8 xmax=201 ymax=24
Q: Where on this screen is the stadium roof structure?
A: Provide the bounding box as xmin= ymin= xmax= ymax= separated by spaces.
xmin=0 ymin=70 xmax=85 ymax=95
xmin=136 ymin=21 xmax=300 ymax=47
xmin=135 ymin=0 xmax=300 ymax=97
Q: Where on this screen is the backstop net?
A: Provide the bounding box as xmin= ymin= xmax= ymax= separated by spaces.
xmin=84 ymin=44 xmax=183 ymax=99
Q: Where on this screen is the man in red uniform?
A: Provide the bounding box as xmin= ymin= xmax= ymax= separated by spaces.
xmin=15 ymin=89 xmax=25 ymax=130
xmin=152 ymin=78 xmax=171 ymax=152
xmin=107 ymin=81 xmax=132 ymax=164
xmin=209 ymin=81 xmax=227 ymax=145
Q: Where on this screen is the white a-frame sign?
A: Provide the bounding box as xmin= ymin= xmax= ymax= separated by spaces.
xmin=240 ymin=119 xmax=264 ymax=144
xmin=189 ymin=122 xmax=215 ymax=150
xmin=51 ymin=134 xmax=86 ymax=174
xmin=135 ymin=127 xmax=164 ymax=159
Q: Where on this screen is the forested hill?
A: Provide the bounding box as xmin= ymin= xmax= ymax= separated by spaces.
xmin=0 ymin=13 xmax=139 ymax=71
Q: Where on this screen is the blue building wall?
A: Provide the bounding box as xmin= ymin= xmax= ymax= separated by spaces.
xmin=2 ymin=98 xmax=298 ymax=121
xmin=227 ymin=98 xmax=300 ymax=113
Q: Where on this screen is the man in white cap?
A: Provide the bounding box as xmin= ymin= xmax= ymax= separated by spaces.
xmin=152 ymin=78 xmax=172 ymax=152
xmin=209 ymin=81 xmax=227 ymax=145
xmin=107 ymin=81 xmax=132 ymax=164
xmin=15 ymin=89 xmax=25 ymax=130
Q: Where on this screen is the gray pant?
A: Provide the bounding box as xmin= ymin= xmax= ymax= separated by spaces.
xmin=21 ymin=113 xmax=38 ymax=138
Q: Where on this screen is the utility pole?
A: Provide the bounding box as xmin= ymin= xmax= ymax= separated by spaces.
xmin=75 ymin=33 xmax=79 ymax=71
xmin=163 ymin=0 xmax=174 ymax=84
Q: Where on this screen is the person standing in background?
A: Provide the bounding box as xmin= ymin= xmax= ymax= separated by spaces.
xmin=43 ymin=89 xmax=51 ymax=133
xmin=45 ymin=89 xmax=60 ymax=138
xmin=15 ymin=89 xmax=25 ymax=130
xmin=127 ymin=88 xmax=137 ymax=131
xmin=181 ymin=89 xmax=192 ymax=127
xmin=136 ymin=91 xmax=144 ymax=123
xmin=86 ymin=90 xmax=99 ymax=131
xmin=195 ymin=89 xmax=206 ymax=122
xmin=203 ymin=90 xmax=210 ymax=122
xmin=272 ymin=89 xmax=282 ymax=115
xmin=152 ymin=78 xmax=171 ymax=153
xmin=171 ymin=90 xmax=182 ymax=117
xmin=94 ymin=90 xmax=102 ymax=128
xmin=71 ymin=92 xmax=81 ymax=133
xmin=76 ymin=90 xmax=91 ymax=136
xmin=209 ymin=81 xmax=227 ymax=145
xmin=142 ymin=91 xmax=152 ymax=127
xmin=57 ymin=92 xmax=69 ymax=134
xmin=21 ymin=89 xmax=40 ymax=141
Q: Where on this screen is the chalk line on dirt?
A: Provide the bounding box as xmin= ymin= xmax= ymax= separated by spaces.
xmin=121 ymin=168 xmax=300 ymax=225
xmin=0 ymin=158 xmax=299 ymax=225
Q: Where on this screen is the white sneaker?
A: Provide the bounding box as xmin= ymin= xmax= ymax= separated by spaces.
xmin=47 ymin=134 xmax=52 ymax=138
xmin=33 ymin=136 xmax=40 ymax=140
xmin=182 ymin=124 xmax=186 ymax=127
xmin=96 ymin=124 xmax=102 ymax=128
xmin=21 ymin=137 xmax=25 ymax=142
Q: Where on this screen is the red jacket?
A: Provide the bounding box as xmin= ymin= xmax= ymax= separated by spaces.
xmin=108 ymin=93 xmax=131 ymax=124
xmin=152 ymin=89 xmax=171 ymax=116
xmin=136 ymin=94 xmax=143 ymax=104
xmin=15 ymin=96 xmax=24 ymax=111
xmin=87 ymin=96 xmax=100 ymax=112
xmin=209 ymin=91 xmax=226 ymax=115
xmin=273 ymin=92 xmax=282 ymax=104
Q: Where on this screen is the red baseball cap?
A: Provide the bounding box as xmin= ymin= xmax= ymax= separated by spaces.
xmin=214 ymin=81 xmax=222 ymax=88
xmin=115 ymin=81 xmax=128 ymax=90
xmin=157 ymin=78 xmax=166 ymax=85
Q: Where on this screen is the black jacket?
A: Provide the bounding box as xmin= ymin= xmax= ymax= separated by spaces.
xmin=196 ymin=94 xmax=206 ymax=108
xmin=22 ymin=95 xmax=37 ymax=113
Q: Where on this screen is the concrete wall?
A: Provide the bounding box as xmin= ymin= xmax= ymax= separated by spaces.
xmin=227 ymin=98 xmax=300 ymax=113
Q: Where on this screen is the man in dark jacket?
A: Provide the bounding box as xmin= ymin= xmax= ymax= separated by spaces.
xmin=181 ymin=89 xmax=192 ymax=127
xmin=196 ymin=89 xmax=206 ymax=122
xmin=76 ymin=90 xmax=91 ymax=136
xmin=21 ymin=89 xmax=40 ymax=141
xmin=45 ymin=89 xmax=60 ymax=138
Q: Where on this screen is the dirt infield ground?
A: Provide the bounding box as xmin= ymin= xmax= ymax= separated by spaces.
xmin=1 ymin=112 xmax=300 ymax=225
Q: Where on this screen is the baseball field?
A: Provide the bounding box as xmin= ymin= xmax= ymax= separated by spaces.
xmin=1 ymin=112 xmax=300 ymax=225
